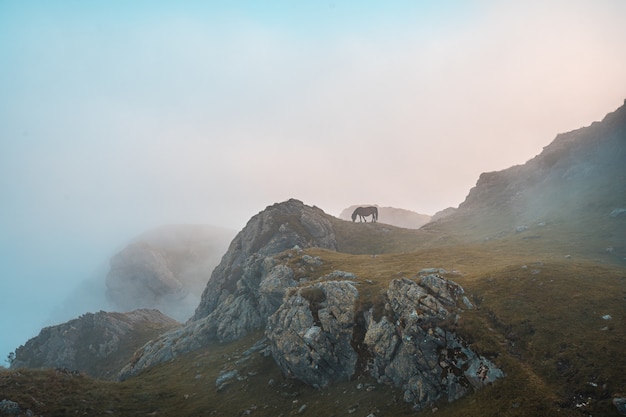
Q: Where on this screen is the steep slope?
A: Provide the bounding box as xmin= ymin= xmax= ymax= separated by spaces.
xmin=339 ymin=205 xmax=431 ymax=229
xmin=425 ymin=99 xmax=626 ymax=262
xmin=119 ymin=199 xmax=340 ymax=379
xmin=10 ymin=309 xmax=178 ymax=380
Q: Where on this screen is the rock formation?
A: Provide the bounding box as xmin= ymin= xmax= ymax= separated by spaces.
xmin=266 ymin=271 xmax=502 ymax=411
xmin=119 ymin=199 xmax=338 ymax=379
xmin=119 ymin=199 xmax=502 ymax=411
xmin=10 ymin=309 xmax=178 ymax=379
xmin=267 ymin=281 xmax=359 ymax=388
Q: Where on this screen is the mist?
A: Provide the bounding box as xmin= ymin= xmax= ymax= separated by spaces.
xmin=1 ymin=1 xmax=626 ymax=362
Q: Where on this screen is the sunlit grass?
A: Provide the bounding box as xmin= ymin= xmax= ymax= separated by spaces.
xmin=3 ymin=214 xmax=625 ymax=416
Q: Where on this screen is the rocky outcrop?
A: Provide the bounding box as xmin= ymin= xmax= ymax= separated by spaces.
xmin=106 ymin=225 xmax=234 ymax=321
xmin=119 ymin=199 xmax=338 ymax=379
xmin=10 ymin=309 xmax=178 ymax=380
xmin=193 ymin=199 xmax=337 ymax=322
xmin=266 ymin=281 xmax=359 ymax=388
xmin=339 ymin=205 xmax=431 ymax=229
xmin=266 ymin=272 xmax=503 ymax=411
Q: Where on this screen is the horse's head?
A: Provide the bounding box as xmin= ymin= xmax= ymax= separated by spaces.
xmin=351 ymin=210 xmax=357 ymax=222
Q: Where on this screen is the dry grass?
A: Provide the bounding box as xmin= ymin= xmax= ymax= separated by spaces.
xmin=3 ymin=214 xmax=625 ymax=416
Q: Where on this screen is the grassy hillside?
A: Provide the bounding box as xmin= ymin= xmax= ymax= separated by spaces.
xmin=3 ymin=217 xmax=625 ymax=416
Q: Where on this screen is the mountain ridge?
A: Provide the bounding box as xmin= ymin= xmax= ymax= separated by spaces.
xmin=338 ymin=205 xmax=432 ymax=229
xmin=5 ymin=100 xmax=626 ymax=416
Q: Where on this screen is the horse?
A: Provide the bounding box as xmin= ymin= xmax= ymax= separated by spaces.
xmin=351 ymin=206 xmax=378 ymax=223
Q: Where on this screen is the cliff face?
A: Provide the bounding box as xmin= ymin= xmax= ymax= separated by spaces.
xmin=10 ymin=309 xmax=178 ymax=380
xmin=427 ymin=100 xmax=626 ymax=258
xmin=192 ymin=199 xmax=337 ymax=322
xmin=460 ymin=100 xmax=626 ymax=218
xmin=119 ymin=199 xmax=339 ymax=379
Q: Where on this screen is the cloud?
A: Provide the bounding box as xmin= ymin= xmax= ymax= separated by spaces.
xmin=1 ymin=1 xmax=626 ymax=359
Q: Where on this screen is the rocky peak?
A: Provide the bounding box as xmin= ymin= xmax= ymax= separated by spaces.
xmin=10 ymin=309 xmax=178 ymax=380
xmin=119 ymin=200 xmax=338 ymax=379
xmin=192 ymin=199 xmax=336 ymax=322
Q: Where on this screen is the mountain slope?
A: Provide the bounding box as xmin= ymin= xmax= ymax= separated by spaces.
xmin=339 ymin=205 xmax=431 ymax=229
xmin=424 ymin=99 xmax=626 ymax=262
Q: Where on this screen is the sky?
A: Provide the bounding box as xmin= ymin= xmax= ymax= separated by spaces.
xmin=1 ymin=0 xmax=626 ymax=364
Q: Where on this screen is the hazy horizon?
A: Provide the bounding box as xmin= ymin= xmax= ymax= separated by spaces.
xmin=2 ymin=1 xmax=626 ymax=363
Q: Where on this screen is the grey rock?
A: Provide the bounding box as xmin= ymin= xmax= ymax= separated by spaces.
xmin=418 ymin=273 xmax=464 ymax=307
xmin=0 ymin=399 xmax=21 ymax=415
xmin=193 ymin=199 xmax=337 ymax=325
xmin=386 ymin=278 xmax=449 ymax=321
xmin=216 ymin=369 xmax=239 ymax=389
xmin=614 ymin=397 xmax=626 ymax=415
xmin=325 ymin=270 xmax=356 ymax=280
xmin=266 ymin=281 xmax=359 ymax=388
xmin=362 ymin=277 xmax=503 ymax=410
xmin=267 ymin=275 xmax=504 ymax=411
xmin=11 ymin=309 xmax=178 ymax=380
xmin=610 ymin=208 xmax=626 ymax=218
xmin=302 ymin=254 xmax=323 ymax=266
xmin=120 ymin=200 xmax=338 ymax=379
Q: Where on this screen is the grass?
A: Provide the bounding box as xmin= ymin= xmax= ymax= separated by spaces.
xmin=3 ymin=213 xmax=626 ymax=416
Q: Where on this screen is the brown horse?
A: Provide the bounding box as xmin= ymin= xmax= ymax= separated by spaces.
xmin=351 ymin=206 xmax=378 ymax=222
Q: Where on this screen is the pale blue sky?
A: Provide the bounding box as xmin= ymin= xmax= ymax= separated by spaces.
xmin=1 ymin=0 xmax=625 ymax=362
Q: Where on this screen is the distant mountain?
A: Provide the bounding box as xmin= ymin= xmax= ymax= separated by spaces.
xmin=426 ymin=99 xmax=626 ymax=260
xmin=106 ymin=224 xmax=235 ymax=321
xmin=338 ymin=205 xmax=431 ymax=229
xmin=431 ymin=206 xmax=457 ymax=222
xmin=10 ymin=309 xmax=178 ymax=380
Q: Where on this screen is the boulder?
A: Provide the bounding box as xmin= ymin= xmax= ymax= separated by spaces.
xmin=268 ymin=273 xmax=503 ymax=411
xmin=266 ymin=281 xmax=359 ymax=388
xmin=614 ymin=397 xmax=626 ymax=415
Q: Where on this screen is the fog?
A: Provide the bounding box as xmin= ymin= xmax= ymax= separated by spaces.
xmin=1 ymin=1 xmax=626 ymax=363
